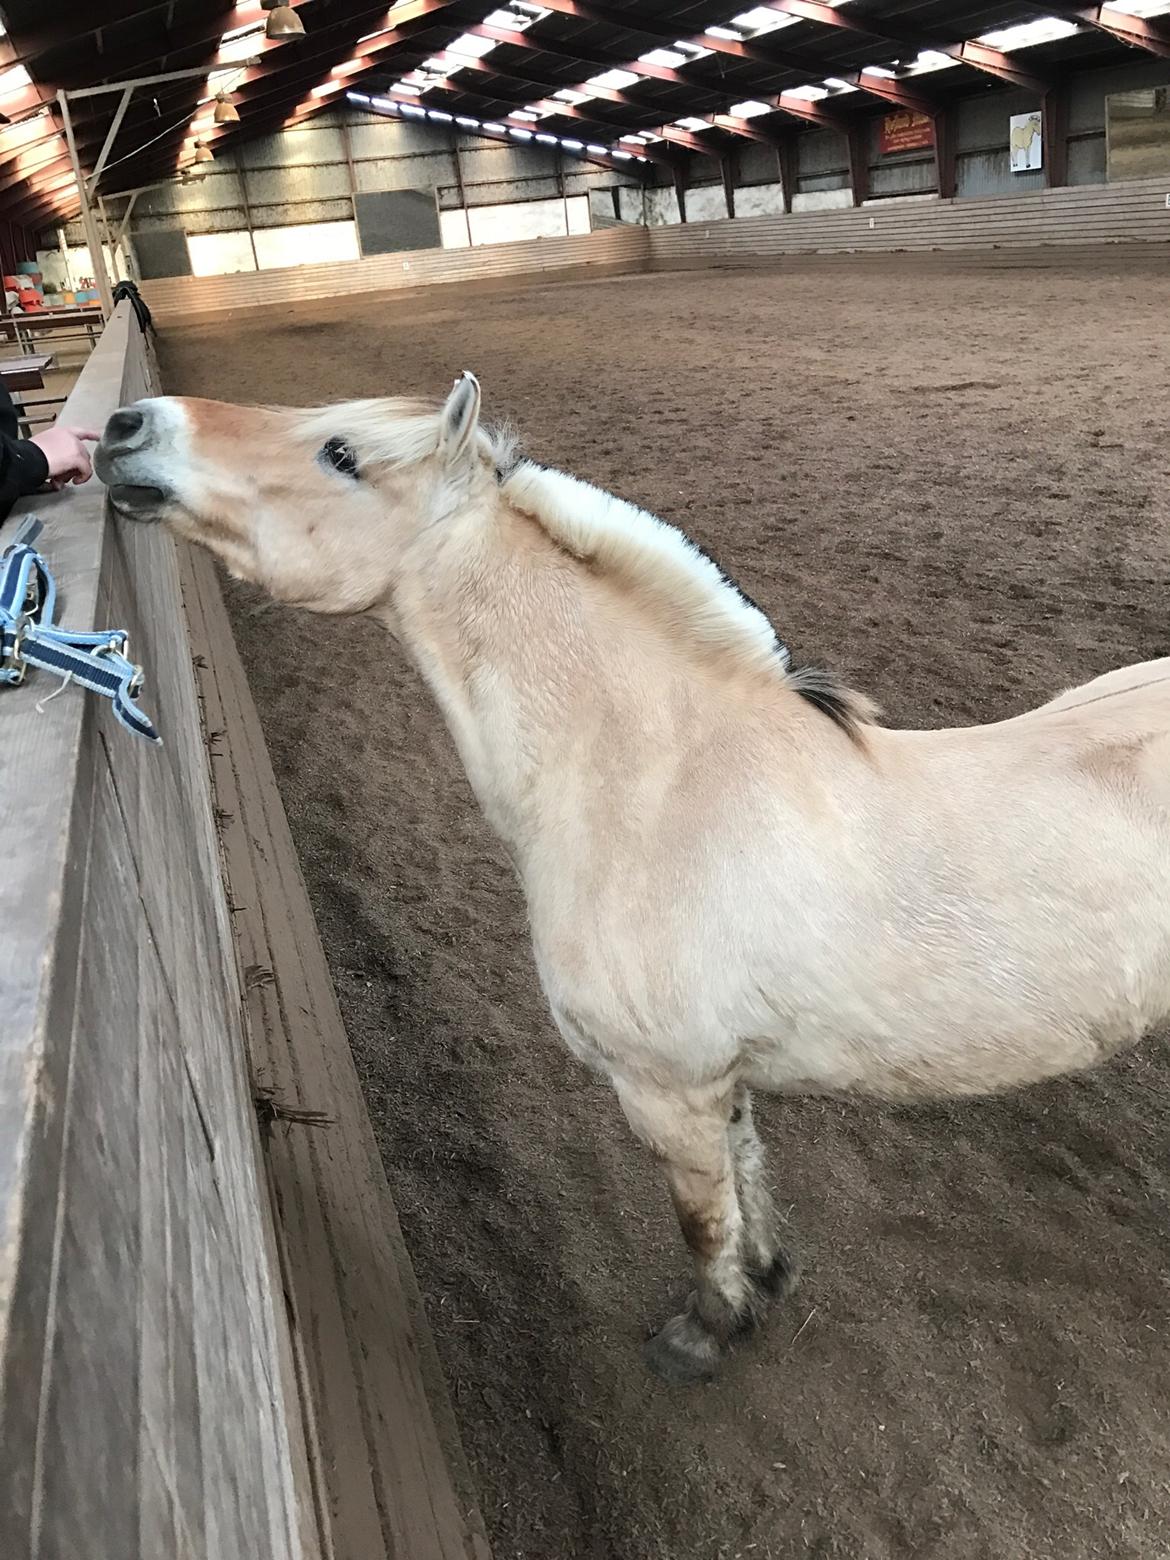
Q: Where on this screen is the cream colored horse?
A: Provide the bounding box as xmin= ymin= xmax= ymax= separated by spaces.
xmin=96 ymin=377 xmax=1170 ymax=1383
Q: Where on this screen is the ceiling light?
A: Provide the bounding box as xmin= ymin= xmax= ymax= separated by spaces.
xmin=587 ymin=69 xmax=639 ymax=90
xmin=262 ymin=3 xmax=306 ymax=40
xmin=977 ymin=16 xmax=1079 ymax=49
xmin=448 ymin=33 xmax=495 ymax=58
xmin=733 ymin=6 xmax=795 ymax=30
xmin=194 ymin=140 xmax=214 ymax=163
xmin=214 ymin=93 xmax=240 ymax=123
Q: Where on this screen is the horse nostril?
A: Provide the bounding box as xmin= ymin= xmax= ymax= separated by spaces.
xmin=103 ymin=406 xmax=148 ymax=454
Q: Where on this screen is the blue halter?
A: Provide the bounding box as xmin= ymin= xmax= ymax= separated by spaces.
xmin=0 ymin=516 xmax=160 ymax=744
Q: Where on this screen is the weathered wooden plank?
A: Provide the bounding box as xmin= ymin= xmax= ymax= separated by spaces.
xmin=181 ymin=544 xmax=492 ymax=1560
xmin=0 ymin=306 xmax=317 ymax=1560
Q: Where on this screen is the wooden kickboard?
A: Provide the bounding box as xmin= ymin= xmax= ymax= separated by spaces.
xmin=180 ymin=544 xmax=492 ymax=1560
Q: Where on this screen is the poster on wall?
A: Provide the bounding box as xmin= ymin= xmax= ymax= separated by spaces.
xmin=879 ymin=111 xmax=934 ymax=154
xmin=1009 ymin=111 xmax=1043 ymax=172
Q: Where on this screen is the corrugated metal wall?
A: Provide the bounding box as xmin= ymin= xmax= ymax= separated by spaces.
xmin=84 ymin=108 xmax=637 ymax=271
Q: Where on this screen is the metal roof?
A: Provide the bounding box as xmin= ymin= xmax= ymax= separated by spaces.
xmin=0 ymin=1 xmax=1166 ymax=232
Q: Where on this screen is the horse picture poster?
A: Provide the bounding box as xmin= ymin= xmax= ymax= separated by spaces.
xmin=1010 ymin=111 xmax=1043 ymax=173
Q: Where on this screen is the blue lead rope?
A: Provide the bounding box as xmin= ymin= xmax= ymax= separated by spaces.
xmin=0 ymin=516 xmax=161 ymax=744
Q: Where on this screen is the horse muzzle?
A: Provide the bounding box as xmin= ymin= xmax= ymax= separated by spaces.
xmin=105 ymin=484 xmax=170 ymax=523
xmin=97 ymin=402 xmax=173 ymax=523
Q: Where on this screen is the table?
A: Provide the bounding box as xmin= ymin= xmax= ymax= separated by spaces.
xmin=0 ymin=352 xmax=54 ymax=393
xmin=1 ymin=308 xmax=103 ymax=353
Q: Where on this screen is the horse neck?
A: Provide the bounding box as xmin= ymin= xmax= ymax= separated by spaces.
xmin=375 ymin=489 xmax=754 ymax=859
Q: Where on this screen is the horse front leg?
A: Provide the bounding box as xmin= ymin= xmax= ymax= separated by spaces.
xmin=729 ymin=1083 xmax=797 ymax=1300
xmin=616 ymin=1078 xmax=768 ymax=1384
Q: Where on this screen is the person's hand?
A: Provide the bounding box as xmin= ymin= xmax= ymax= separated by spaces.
xmin=31 ymin=424 xmax=101 ymax=489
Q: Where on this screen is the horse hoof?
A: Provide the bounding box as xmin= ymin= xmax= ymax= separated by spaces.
xmin=756 ymin=1246 xmax=799 ymax=1300
xmin=644 ymin=1311 xmax=724 ymax=1385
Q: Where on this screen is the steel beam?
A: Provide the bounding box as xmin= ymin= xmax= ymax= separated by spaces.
xmin=757 ymin=0 xmax=1051 ymax=93
xmin=1045 ymin=4 xmax=1170 ymax=58
xmin=57 ymin=92 xmax=113 ymax=315
xmin=87 ymin=86 xmax=133 ymax=195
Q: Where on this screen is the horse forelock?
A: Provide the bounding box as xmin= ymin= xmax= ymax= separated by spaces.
xmin=288 ymin=397 xmax=520 ymax=476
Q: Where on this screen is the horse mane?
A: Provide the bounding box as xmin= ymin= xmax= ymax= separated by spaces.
xmin=501 ymin=461 xmax=878 ymax=740
xmin=295 ymin=398 xmax=874 ymax=739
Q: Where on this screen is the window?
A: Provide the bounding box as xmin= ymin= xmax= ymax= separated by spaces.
xmin=251 ymin=220 xmax=360 ymax=269
xmin=187 ymin=231 xmax=257 ymax=276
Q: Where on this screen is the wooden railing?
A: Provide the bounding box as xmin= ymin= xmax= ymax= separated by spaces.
xmin=0 ymin=304 xmax=489 ymax=1560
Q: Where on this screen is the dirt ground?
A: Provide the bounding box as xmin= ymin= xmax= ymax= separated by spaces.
xmin=160 ymin=250 xmax=1170 ymax=1560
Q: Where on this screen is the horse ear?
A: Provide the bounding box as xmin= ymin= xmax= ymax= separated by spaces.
xmin=439 ymin=371 xmax=481 ymax=465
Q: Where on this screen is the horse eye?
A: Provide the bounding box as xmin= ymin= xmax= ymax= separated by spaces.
xmin=320 ymin=436 xmax=360 ymax=478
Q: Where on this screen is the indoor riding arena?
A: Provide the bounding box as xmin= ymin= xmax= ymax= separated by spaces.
xmin=2 ymin=6 xmax=1170 ymax=1560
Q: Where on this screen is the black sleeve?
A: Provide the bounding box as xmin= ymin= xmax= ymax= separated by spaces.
xmin=0 ymin=428 xmax=49 ymax=521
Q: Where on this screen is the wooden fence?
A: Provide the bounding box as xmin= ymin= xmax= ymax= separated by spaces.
xmin=0 ymin=304 xmax=488 ymax=1560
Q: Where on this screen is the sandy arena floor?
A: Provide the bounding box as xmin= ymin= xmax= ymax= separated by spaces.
xmin=161 ymin=250 xmax=1170 ymax=1560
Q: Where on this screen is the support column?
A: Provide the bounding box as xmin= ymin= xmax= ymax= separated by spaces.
xmin=846 ymin=124 xmax=868 ymax=207
xmin=673 ymin=160 xmax=688 ymax=223
xmin=340 ymin=113 xmax=362 ymax=255
xmin=778 ymin=131 xmax=798 ymax=214
xmin=237 ymin=154 xmax=260 ymax=271
xmin=58 ymin=90 xmax=113 ymax=316
xmin=1042 ymin=84 xmax=1069 ymax=189
xmin=721 ymin=153 xmax=736 ymax=218
xmin=933 ymin=106 xmax=957 ymax=200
